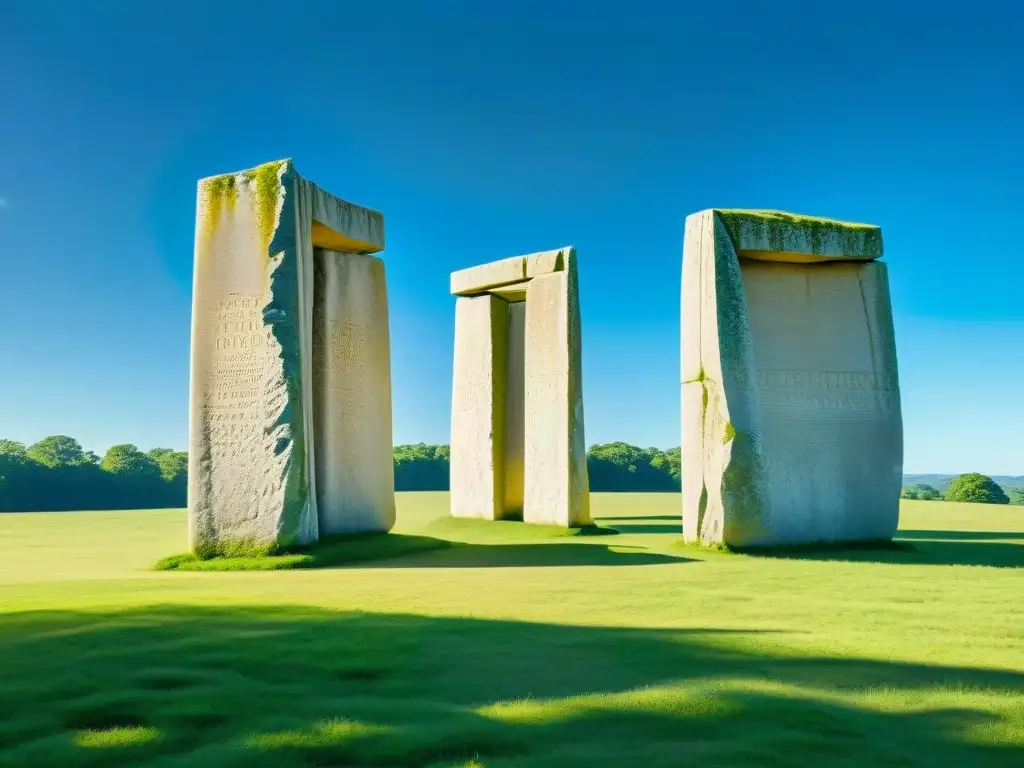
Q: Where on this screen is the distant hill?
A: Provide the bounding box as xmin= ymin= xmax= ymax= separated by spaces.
xmin=903 ymin=474 xmax=1024 ymax=492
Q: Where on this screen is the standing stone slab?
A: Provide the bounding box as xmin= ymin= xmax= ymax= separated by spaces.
xmin=449 ymin=247 xmax=590 ymax=526
xmin=312 ymin=249 xmax=395 ymax=535
xmin=189 ymin=159 xmax=385 ymax=555
xmin=523 ymin=265 xmax=591 ymax=527
xmin=450 ymin=294 xmax=509 ymax=520
xmin=503 ymin=301 xmax=526 ymax=515
xmin=681 ymin=209 xmax=902 ymax=548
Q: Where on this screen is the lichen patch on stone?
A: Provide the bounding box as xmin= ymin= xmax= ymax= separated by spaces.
xmin=714 ymin=209 xmax=883 ymax=259
xmin=241 ymin=159 xmax=289 ymax=251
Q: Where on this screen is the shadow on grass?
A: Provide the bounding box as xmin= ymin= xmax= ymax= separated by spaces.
xmin=156 ymin=533 xmax=691 ymax=572
xmin=602 ymin=515 xmax=680 ymax=522
xmin=898 ymin=530 xmax=1024 ymax=542
xmin=427 ymin=516 xmax=620 ymax=540
xmin=0 ymin=606 xmax=1021 ymax=767
xmin=603 ymin=522 xmax=681 ymax=535
xmin=737 ymin=535 xmax=1024 ymax=569
xmin=594 ymin=515 xmax=681 ymax=535
xmin=359 ymin=542 xmax=692 ymax=569
xmin=154 ymin=534 xmax=452 ymax=572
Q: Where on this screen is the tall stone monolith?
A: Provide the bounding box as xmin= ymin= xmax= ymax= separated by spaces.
xmin=189 ymin=159 xmax=393 ymax=555
xmin=312 ymin=249 xmax=396 ymax=535
xmin=681 ymin=210 xmax=902 ymax=548
xmin=449 ymin=247 xmax=590 ymax=527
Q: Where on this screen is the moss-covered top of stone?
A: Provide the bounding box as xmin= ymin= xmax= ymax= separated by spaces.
xmin=242 ymin=160 xmax=290 ymax=249
xmin=714 ymin=209 xmax=883 ymax=260
xmin=199 ymin=159 xmax=292 ymax=248
xmin=716 ymin=209 xmax=876 ymax=230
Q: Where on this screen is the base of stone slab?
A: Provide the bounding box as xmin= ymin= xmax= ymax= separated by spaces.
xmin=674 ymin=537 xmax=913 ymax=559
xmin=155 ymin=533 xmax=449 ymax=572
xmin=734 ymin=538 xmax=915 ymax=559
xmin=429 ymin=516 xmax=618 ymax=541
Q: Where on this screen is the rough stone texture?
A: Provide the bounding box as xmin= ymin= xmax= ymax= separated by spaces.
xmin=523 ymin=263 xmax=591 ymax=527
xmin=503 ymin=301 xmax=526 ymax=515
xmin=450 ymin=248 xmax=566 ymax=296
xmin=681 ymin=209 xmax=902 ymax=548
xmin=189 ymin=159 xmax=385 ymax=554
xmin=312 ymin=249 xmax=395 ymax=536
xmin=716 ymin=209 xmax=883 ymax=262
xmin=450 ymin=294 xmax=509 ymax=520
xmin=449 ymin=247 xmax=590 ymax=527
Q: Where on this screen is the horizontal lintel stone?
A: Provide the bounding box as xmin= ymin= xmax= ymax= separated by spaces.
xmin=198 ymin=159 xmax=385 ymax=255
xmin=707 ymin=209 xmax=883 ymax=263
xmin=450 ymin=247 xmax=574 ymax=296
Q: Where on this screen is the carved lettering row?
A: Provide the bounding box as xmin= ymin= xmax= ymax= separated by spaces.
xmin=760 ymin=389 xmax=898 ymax=412
xmin=214 ymin=329 xmax=273 ymax=352
xmin=736 ymin=368 xmax=895 ymax=392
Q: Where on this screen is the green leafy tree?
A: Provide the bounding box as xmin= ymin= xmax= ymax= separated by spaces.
xmin=1008 ymin=489 xmax=1024 ymax=506
xmin=147 ymin=448 xmax=188 ymax=506
xmin=147 ymin=448 xmax=188 ymax=482
xmin=1 ymin=436 xmax=189 ymax=512
xmin=944 ymin=473 xmax=1010 ymax=505
xmin=0 ymin=440 xmax=28 ymax=459
xmin=651 ymin=446 xmax=681 ymax=484
xmin=18 ymin=436 xmax=103 ymax=510
xmin=587 ymin=443 xmax=679 ymax=491
xmin=26 ymin=435 xmax=97 ymax=469
xmin=901 ymin=483 xmax=943 ymax=501
xmin=100 ymin=444 xmax=167 ymax=509
xmin=393 ymin=443 xmax=450 ymax=490
xmin=101 ymin=444 xmax=162 ymax=480
xmin=0 ymin=440 xmax=36 ymax=510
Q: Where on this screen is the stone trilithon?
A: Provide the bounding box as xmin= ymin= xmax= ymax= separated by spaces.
xmin=681 ymin=210 xmax=903 ymax=548
xmin=188 ymin=159 xmax=395 ymax=555
xmin=449 ymin=248 xmax=590 ymax=527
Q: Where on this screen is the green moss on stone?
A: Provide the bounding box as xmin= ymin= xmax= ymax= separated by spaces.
xmin=720 ymin=427 xmax=769 ymax=544
xmin=242 ymin=160 xmax=287 ymax=250
xmin=200 ymin=173 xmax=238 ymax=236
xmin=161 ymin=534 xmax=449 ymax=571
xmin=192 ymin=538 xmax=280 ymax=561
xmin=717 ymin=209 xmax=876 ymax=231
xmin=683 ymin=366 xmax=706 ymax=385
xmin=715 ymin=209 xmax=882 ymax=258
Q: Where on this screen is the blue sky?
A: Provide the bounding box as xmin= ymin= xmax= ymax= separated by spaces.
xmin=1 ymin=0 xmax=1021 ymax=474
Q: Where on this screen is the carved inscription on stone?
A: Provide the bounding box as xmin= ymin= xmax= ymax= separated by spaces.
xmin=203 ymin=294 xmax=271 ymax=435
xmin=327 ymin=319 xmax=368 ymax=460
xmin=736 ymin=367 xmax=897 ymax=414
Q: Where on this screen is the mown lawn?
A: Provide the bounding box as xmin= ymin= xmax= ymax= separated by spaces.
xmin=0 ymin=494 xmax=1022 ymax=767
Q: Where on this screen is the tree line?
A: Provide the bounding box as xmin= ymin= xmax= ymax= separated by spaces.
xmin=1 ymin=437 xmax=682 ymax=512
xmin=902 ymin=474 xmax=1024 ymax=505
xmin=9 ymin=435 xmax=1016 ymax=512
xmin=393 ymin=442 xmax=681 ymax=492
xmin=0 ymin=436 xmax=187 ymax=512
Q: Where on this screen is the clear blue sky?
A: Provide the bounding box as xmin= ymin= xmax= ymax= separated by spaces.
xmin=1 ymin=0 xmax=1021 ymax=474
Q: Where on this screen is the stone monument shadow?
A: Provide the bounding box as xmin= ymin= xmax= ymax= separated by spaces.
xmin=3 ymin=606 xmax=1022 ymax=764
xmin=739 ymin=533 xmax=1024 ymax=568
xmin=345 ymin=540 xmax=695 ymax=569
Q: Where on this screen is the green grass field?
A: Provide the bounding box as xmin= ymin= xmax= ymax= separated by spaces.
xmin=1 ymin=494 xmax=1023 ymax=767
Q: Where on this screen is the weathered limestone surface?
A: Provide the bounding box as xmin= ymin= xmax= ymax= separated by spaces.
xmin=450 ymin=248 xmax=566 ymax=296
xmin=449 ymin=246 xmax=590 ymax=527
xmin=189 ymin=159 xmax=386 ymax=554
xmin=312 ymin=249 xmax=395 ymax=535
xmin=450 ymin=294 xmax=509 ymax=520
xmin=503 ymin=302 xmax=526 ymax=516
xmin=681 ymin=209 xmax=902 ymax=548
xmin=523 ymin=265 xmax=591 ymax=527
